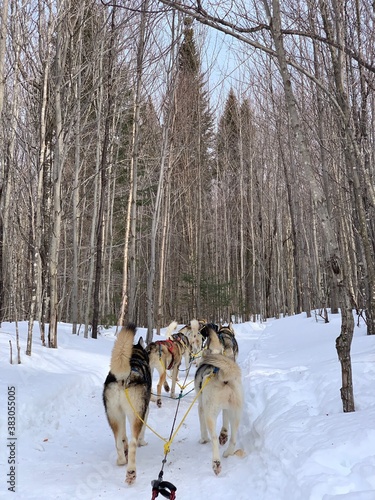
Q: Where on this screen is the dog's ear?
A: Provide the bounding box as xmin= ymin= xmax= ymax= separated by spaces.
xmin=200 ymin=325 xmax=210 ymax=338
xmin=138 ymin=337 xmax=146 ymax=349
xmin=201 ymin=323 xmax=218 ymax=336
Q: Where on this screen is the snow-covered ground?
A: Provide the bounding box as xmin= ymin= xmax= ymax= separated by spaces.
xmin=1 ymin=312 xmax=375 ymax=499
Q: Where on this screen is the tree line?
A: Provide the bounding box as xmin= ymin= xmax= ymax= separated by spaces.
xmin=0 ymin=1 xmax=374 ymax=411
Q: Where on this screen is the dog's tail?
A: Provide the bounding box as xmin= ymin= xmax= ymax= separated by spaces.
xmin=166 ymin=320 xmax=178 ymax=339
xmin=207 ymin=327 xmax=223 ymax=354
xmin=110 ymin=323 xmax=137 ymax=380
xmin=201 ymin=353 xmax=241 ymax=383
xmin=190 ymin=319 xmax=199 ymax=335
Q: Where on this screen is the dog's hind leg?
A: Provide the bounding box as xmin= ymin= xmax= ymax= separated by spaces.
xmin=206 ymin=413 xmax=221 ymax=475
xmin=125 ymin=417 xmax=143 ymax=485
xmin=198 ymin=398 xmax=210 ymax=444
xmin=137 ymin=407 xmax=149 ymax=447
xmin=170 ymin=364 xmax=179 ymax=398
xmin=108 ymin=415 xmax=128 ymax=466
xmin=219 ymin=409 xmax=229 ymax=445
xmin=162 ymin=361 xmax=171 ymax=394
xmin=152 ymin=361 xmax=165 ymax=408
xmin=157 ymin=369 xmax=167 ymax=408
xmin=222 ymin=412 xmax=240 ymax=458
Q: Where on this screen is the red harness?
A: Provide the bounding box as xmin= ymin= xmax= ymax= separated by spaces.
xmin=155 ymin=339 xmax=175 ymax=370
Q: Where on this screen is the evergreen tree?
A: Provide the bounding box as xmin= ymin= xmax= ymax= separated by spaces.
xmin=170 ymin=17 xmax=214 ymax=319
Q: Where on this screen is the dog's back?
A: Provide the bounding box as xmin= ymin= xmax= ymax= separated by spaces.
xmin=217 ymin=324 xmax=239 ymax=360
xmin=195 ymin=353 xmax=242 ymax=399
xmin=146 ymin=320 xmax=185 ymax=406
xmin=202 ymin=323 xmax=238 ymax=360
xmin=103 ymin=323 xmax=151 ymax=485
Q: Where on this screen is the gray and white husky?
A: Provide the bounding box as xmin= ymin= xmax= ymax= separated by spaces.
xmin=194 ymin=350 xmax=244 ymax=475
xmin=103 ymin=323 xmax=151 ymax=485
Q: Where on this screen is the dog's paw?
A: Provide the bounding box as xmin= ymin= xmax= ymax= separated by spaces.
xmin=219 ymin=429 xmax=228 ymax=446
xmin=199 ymin=438 xmax=210 ymax=444
xmin=117 ymin=457 xmax=127 ymax=466
xmin=164 ymin=383 xmax=170 ymax=393
xmin=126 ymin=469 xmax=136 ymax=485
xmin=234 ymin=449 xmax=246 ymax=458
xmin=223 ymin=444 xmax=236 ymax=457
xmin=137 ymin=439 xmax=148 ymax=447
xmin=157 ymin=398 xmax=162 ymax=408
xmin=212 ymin=460 xmax=221 ymax=475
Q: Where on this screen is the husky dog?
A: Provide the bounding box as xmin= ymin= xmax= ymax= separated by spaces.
xmin=194 ymin=351 xmax=244 ymax=475
xmin=177 ymin=319 xmax=204 ymax=363
xmin=146 ymin=321 xmax=191 ymax=407
xmin=199 ymin=326 xmax=240 ymax=452
xmin=103 ymin=323 xmax=151 ymax=485
xmin=201 ymin=322 xmax=238 ymax=360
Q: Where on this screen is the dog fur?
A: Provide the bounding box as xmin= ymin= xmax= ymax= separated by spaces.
xmin=194 ymin=351 xmax=244 ymax=475
xmin=201 ymin=322 xmax=239 ymax=360
xmin=199 ymin=326 xmax=238 ymax=446
xmin=103 ymin=323 xmax=151 ymax=485
xmin=177 ymin=319 xmax=204 ymax=363
xmin=146 ymin=321 xmax=191 ymax=407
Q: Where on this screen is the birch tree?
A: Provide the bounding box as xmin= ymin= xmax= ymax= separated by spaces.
xmin=91 ymin=6 xmax=117 ymax=339
xmin=0 ymin=0 xmax=8 ymax=323
xmin=48 ymin=1 xmax=71 ymax=348
xmin=146 ymin=12 xmax=180 ymax=343
xmin=157 ymin=0 xmax=368 ymax=411
xmin=118 ymin=0 xmax=150 ymax=326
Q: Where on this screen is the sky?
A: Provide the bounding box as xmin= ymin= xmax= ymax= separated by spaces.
xmin=1 ymin=312 xmax=375 ymax=499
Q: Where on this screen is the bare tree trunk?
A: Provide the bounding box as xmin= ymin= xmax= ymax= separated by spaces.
xmin=319 ymin=0 xmax=375 ymax=336
xmin=146 ymin=122 xmax=169 ymax=343
xmin=147 ymin=12 xmax=181 ymax=340
xmin=91 ymin=7 xmax=116 ymax=339
xmin=265 ymin=0 xmax=355 ymax=411
xmin=0 ymin=0 xmax=8 ymax=323
xmin=49 ymin=2 xmax=69 ymax=348
xmin=308 ymin=3 xmax=339 ymax=314
xmin=84 ymin=37 xmax=104 ymax=338
xmin=119 ymin=1 xmax=149 ymax=326
xmin=156 ymin=166 xmax=172 ymax=334
xmin=29 ymin=4 xmax=55 ymax=349
xmin=71 ymin=20 xmax=84 ymax=336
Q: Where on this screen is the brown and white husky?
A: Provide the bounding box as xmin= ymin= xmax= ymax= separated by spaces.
xmin=146 ymin=321 xmax=191 ymax=407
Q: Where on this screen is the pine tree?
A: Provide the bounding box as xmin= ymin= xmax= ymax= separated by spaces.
xmin=170 ymin=17 xmax=214 ymax=319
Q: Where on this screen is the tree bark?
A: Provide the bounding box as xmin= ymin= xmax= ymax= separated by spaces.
xmin=118 ymin=0 xmax=149 ymax=326
xmin=91 ymin=7 xmax=116 ymax=339
xmin=267 ymin=0 xmax=355 ymax=411
xmin=49 ymin=1 xmax=68 ymax=348
xmin=0 ymin=0 xmax=8 ymax=324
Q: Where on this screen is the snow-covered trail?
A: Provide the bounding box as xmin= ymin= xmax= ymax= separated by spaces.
xmin=2 ymin=314 xmax=375 ymax=500
xmin=1 ymin=322 xmax=260 ymax=499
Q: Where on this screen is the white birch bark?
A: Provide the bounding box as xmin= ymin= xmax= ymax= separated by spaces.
xmin=265 ymin=0 xmax=355 ymax=411
xmin=119 ymin=0 xmax=149 ymax=326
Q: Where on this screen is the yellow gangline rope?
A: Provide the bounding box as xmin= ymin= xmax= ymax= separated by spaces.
xmin=124 ymin=388 xmax=167 ymax=443
xmin=176 ymin=378 xmax=194 ymax=391
xmin=124 ymin=371 xmax=215 ymax=455
xmin=162 ymin=373 xmax=213 ymax=455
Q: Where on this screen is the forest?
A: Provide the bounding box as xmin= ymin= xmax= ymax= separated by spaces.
xmin=0 ymin=1 xmax=374 ymax=408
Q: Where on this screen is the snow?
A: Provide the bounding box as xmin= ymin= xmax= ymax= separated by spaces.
xmin=1 ymin=312 xmax=375 ymax=499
